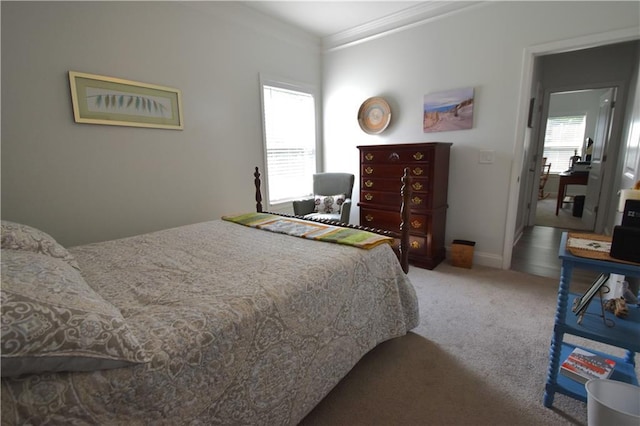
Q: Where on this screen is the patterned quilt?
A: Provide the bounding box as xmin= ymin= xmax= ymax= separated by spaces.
xmin=1 ymin=220 xmax=419 ymax=425
xmin=222 ymin=212 xmax=394 ymax=249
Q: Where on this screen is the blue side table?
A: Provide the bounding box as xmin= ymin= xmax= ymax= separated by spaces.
xmin=543 ymin=232 xmax=640 ymax=407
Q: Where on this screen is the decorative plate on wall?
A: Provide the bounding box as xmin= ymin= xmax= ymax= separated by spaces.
xmin=358 ymin=97 xmax=391 ymax=134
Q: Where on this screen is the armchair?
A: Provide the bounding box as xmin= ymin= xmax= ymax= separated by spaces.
xmin=292 ymin=173 xmax=355 ymax=223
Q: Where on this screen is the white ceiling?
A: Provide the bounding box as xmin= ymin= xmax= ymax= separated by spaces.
xmin=242 ymin=1 xmax=480 ymax=49
xmin=244 ymin=1 xmax=426 ymax=38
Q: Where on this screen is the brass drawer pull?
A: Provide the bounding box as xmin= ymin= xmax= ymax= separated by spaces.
xmin=412 ymin=196 xmax=422 ymax=205
xmin=364 ymin=193 xmax=373 ymax=201
xmin=411 ymin=241 xmax=420 ymax=249
xmin=365 ymin=166 xmax=374 ymax=175
xmin=365 ymin=214 xmax=374 ymax=222
xmin=412 ymin=182 xmax=423 ymax=191
xmin=413 ymin=152 xmax=424 ymax=160
xmin=411 ymin=220 xmax=422 ymax=229
xmin=365 ymin=153 xmax=374 ymax=161
xmin=365 ymin=180 xmax=374 ymax=188
xmin=412 ymin=167 xmax=423 ymax=176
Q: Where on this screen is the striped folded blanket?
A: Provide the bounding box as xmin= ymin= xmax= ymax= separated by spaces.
xmin=222 ymin=212 xmax=393 ymax=250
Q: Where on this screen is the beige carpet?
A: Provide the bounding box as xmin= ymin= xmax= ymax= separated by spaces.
xmin=300 ymin=263 xmax=637 ymax=426
xmin=535 ymin=196 xmax=591 ymax=231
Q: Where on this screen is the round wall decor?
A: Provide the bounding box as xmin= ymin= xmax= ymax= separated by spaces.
xmin=358 ymin=97 xmax=391 ymax=134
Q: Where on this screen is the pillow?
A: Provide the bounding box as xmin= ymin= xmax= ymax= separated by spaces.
xmin=314 ymin=194 xmax=346 ymax=214
xmin=1 ymin=220 xmax=80 ymax=270
xmin=1 ymin=250 xmax=149 ymax=377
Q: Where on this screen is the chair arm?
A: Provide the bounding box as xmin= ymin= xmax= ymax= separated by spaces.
xmin=340 ymin=199 xmax=352 ymax=223
xmin=293 ymin=198 xmax=315 ymax=216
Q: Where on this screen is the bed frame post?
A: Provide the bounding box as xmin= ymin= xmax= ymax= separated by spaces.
xmin=399 ymin=167 xmax=411 ymax=274
xmin=254 ymin=167 xmax=263 ymax=213
xmin=252 ymin=166 xmax=410 ymax=273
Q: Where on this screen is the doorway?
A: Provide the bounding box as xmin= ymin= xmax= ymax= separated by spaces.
xmin=532 ymin=87 xmax=617 ymax=232
xmin=508 ymin=37 xmax=639 ymax=277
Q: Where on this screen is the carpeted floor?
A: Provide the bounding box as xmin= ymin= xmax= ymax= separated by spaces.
xmin=300 ymin=263 xmax=638 ymax=426
xmin=535 ymin=196 xmax=591 ymax=231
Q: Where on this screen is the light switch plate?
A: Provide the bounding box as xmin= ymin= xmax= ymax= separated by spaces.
xmin=479 ymin=150 xmax=495 ymax=164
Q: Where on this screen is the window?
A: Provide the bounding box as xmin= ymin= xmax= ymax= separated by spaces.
xmin=260 ymin=78 xmax=318 ymax=205
xmin=542 ymin=115 xmax=587 ymax=173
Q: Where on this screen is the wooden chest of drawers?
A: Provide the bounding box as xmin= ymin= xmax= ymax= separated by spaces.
xmin=357 ymin=142 xmax=452 ymax=269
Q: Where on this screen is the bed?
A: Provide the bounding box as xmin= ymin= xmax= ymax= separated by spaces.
xmin=1 ymin=168 xmax=419 ymax=425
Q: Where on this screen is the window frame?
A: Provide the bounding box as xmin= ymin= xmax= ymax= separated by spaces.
xmin=259 ymin=74 xmax=321 ymax=209
xmin=542 ymin=113 xmax=587 ymax=174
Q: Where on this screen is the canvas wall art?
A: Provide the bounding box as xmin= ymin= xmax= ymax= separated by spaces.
xmin=423 ymin=87 xmax=474 ymax=133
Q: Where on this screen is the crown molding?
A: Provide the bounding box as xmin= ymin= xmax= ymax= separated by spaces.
xmin=323 ymin=1 xmax=484 ymax=52
xmin=185 ymin=2 xmax=321 ymax=51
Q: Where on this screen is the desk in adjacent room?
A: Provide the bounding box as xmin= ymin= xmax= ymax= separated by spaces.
xmin=555 ymin=171 xmax=589 ymax=215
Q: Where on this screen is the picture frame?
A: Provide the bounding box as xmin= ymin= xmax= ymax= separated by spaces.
xmin=423 ymin=87 xmax=474 ymax=133
xmin=572 ymin=273 xmax=610 ymax=316
xmin=69 ymin=71 xmax=183 ymax=130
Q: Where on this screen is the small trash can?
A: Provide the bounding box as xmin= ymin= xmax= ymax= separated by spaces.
xmin=451 ymin=240 xmax=475 ymax=269
xmin=573 ymin=195 xmax=585 ymax=217
xmin=586 ymin=379 xmax=640 ymax=426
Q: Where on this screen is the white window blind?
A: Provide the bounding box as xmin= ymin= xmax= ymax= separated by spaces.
xmin=261 ymin=84 xmax=317 ymax=204
xmin=542 ymin=115 xmax=587 ymax=173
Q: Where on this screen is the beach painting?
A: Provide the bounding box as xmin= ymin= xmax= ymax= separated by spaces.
xmin=423 ymin=87 xmax=474 ymax=133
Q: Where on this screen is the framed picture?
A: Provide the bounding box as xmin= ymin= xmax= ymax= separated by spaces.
xmin=572 ymin=273 xmax=609 ymax=316
xmin=69 ymin=71 xmax=183 ymax=130
xmin=423 ymin=87 xmax=474 ymax=133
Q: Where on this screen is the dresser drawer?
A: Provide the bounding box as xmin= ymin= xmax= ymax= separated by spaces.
xmin=360 ymin=207 xmax=399 ymax=230
xmin=361 ymin=177 xmax=429 ymax=193
xmin=361 ymin=164 xmax=431 ymax=179
xmin=407 ymin=215 xmax=428 ymax=233
xmin=360 ymin=147 xmax=434 ymax=164
xmin=360 ymin=190 xmax=432 ymax=210
xmin=360 ymin=208 xmax=429 ymax=233
xmin=409 ymin=236 xmax=427 ymax=255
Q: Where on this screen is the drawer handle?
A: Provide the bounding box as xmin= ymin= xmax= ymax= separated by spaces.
xmin=365 ymin=166 xmax=374 ymax=175
xmin=365 ymin=153 xmax=374 ymax=161
xmin=413 ymin=152 xmax=424 ymax=160
xmin=412 ymin=182 xmax=423 ymax=191
xmin=411 ymin=220 xmax=422 ymax=229
xmin=389 ymin=152 xmax=400 ymax=161
xmin=412 ymin=167 xmax=423 ymax=176
xmin=411 ymin=241 xmax=421 ymax=249
xmin=412 ymin=196 xmax=423 ymax=205
xmin=364 ymin=193 xmax=373 ymax=201
xmin=365 ymin=214 xmax=374 ymax=222
xmin=365 ymin=180 xmax=374 ymax=188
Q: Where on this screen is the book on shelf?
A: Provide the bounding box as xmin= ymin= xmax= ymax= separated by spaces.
xmin=560 ymin=348 xmax=616 ymax=384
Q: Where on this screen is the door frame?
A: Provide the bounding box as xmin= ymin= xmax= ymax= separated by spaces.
xmin=523 ymin=83 xmax=544 ymax=228
xmin=581 ymin=86 xmax=619 ymax=232
xmin=531 ymin=84 xmax=624 ymax=232
xmin=503 ymin=27 xmax=639 ymax=270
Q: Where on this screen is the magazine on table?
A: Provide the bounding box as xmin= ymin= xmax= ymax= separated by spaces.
xmin=560 ymin=347 xmax=616 ymax=384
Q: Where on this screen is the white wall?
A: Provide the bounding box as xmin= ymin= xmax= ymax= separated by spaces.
xmin=322 ymin=1 xmax=640 ymax=267
xmin=1 ymin=1 xmax=321 ymax=246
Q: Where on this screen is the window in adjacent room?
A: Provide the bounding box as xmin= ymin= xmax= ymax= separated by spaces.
xmin=260 ymin=77 xmax=318 ymax=206
xmin=542 ymin=114 xmax=587 ymax=173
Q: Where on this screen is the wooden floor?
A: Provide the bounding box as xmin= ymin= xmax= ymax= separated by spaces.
xmin=511 ymin=225 xmax=599 ymax=288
